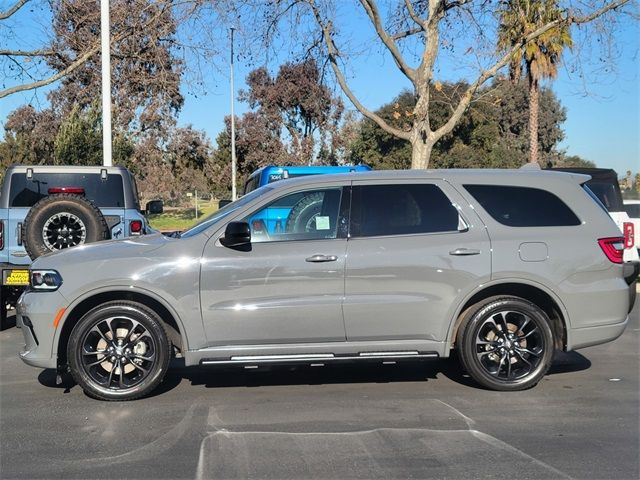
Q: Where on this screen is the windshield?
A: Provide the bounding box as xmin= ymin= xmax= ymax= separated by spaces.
xmin=180 ymin=186 xmax=274 ymax=238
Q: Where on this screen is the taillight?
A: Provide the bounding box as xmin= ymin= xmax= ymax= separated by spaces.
xmin=0 ymin=220 xmax=4 ymax=250
xmin=623 ymin=222 xmax=634 ymax=249
xmin=130 ymin=220 xmax=143 ymax=235
xmin=48 ymin=187 xmax=85 ymax=195
xmin=598 ymin=237 xmax=624 ymax=264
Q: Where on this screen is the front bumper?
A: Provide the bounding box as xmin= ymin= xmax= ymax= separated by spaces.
xmin=16 ymin=290 xmax=67 ymax=369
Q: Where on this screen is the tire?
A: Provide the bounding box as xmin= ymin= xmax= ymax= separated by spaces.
xmin=22 ymin=194 xmax=109 ymax=260
xmin=285 ymin=192 xmax=323 ymax=233
xmin=457 ymin=296 xmax=554 ymax=391
xmin=67 ymin=301 xmax=171 ymax=401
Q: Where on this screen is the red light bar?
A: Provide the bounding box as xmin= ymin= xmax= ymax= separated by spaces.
xmin=623 ymin=222 xmax=634 ymax=249
xmin=48 ymin=187 xmax=85 ymax=195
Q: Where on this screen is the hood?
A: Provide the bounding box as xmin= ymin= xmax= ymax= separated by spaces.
xmin=32 ymin=233 xmax=172 ymax=269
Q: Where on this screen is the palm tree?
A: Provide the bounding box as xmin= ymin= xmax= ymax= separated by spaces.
xmin=498 ymin=0 xmax=572 ymax=164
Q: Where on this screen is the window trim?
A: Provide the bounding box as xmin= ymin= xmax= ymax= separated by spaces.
xmin=240 ymin=186 xmax=349 ymax=245
xmin=347 ymin=181 xmax=469 ymax=239
xmin=462 ymin=184 xmax=582 ymax=228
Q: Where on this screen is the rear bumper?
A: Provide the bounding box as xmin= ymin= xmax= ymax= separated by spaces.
xmin=568 ymin=315 xmax=629 ymax=351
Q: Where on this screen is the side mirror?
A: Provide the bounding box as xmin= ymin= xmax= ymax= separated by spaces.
xmin=218 ymin=199 xmax=232 ymax=209
xmin=220 ymin=221 xmax=251 ymax=247
xmin=145 ymin=200 xmax=164 ymax=215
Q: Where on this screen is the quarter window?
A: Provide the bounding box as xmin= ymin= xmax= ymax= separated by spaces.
xmin=464 ymin=185 xmax=581 ymax=227
xmin=243 ymin=188 xmax=344 ymax=243
xmin=350 ymin=184 xmax=463 ymax=237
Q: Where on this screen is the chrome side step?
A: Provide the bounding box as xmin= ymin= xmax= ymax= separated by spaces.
xmin=200 ymin=351 xmax=438 ymax=367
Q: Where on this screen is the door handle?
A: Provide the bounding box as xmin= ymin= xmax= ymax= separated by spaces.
xmin=449 ymin=248 xmax=481 ymax=256
xmin=305 ymin=254 xmax=338 ymax=263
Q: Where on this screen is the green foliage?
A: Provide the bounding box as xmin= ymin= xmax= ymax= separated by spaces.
xmin=498 ymin=0 xmax=573 ymax=85
xmin=350 ymin=79 xmax=568 ymax=169
xmin=54 ymin=103 xmax=103 ymax=165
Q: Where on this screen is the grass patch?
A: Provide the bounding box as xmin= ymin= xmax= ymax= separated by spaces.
xmin=148 ymin=200 xmax=219 ymax=231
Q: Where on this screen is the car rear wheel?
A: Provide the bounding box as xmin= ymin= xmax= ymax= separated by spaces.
xmin=67 ymin=301 xmax=171 ymax=401
xmin=457 ymin=296 xmax=554 ymax=391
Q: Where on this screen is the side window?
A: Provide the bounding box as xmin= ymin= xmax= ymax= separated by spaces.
xmin=464 ymin=185 xmax=581 ymax=227
xmin=243 ymin=188 xmax=344 ymax=243
xmin=350 ymin=184 xmax=463 ymax=237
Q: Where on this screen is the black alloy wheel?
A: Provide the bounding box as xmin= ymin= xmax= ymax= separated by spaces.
xmin=68 ymin=301 xmax=171 ymax=401
xmin=458 ymin=296 xmax=554 ymax=391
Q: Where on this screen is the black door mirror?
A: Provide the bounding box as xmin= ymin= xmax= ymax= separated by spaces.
xmin=221 ymin=221 xmax=251 ymax=247
xmin=218 ymin=199 xmax=232 ymax=209
xmin=145 ymin=200 xmax=164 ymax=215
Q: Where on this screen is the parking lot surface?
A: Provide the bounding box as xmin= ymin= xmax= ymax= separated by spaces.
xmin=1 ymin=296 xmax=638 ymax=479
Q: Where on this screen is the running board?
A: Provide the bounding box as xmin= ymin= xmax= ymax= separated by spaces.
xmin=200 ymin=351 xmax=439 ymax=367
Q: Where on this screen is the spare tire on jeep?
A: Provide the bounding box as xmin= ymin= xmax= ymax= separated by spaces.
xmin=22 ymin=194 xmax=110 ymax=259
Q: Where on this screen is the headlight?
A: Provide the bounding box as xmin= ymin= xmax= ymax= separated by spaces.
xmin=30 ymin=270 xmax=63 ymax=291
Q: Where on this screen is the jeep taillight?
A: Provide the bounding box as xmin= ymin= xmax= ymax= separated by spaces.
xmin=130 ymin=220 xmax=143 ymax=235
xmin=0 ymin=220 xmax=4 ymax=250
xmin=598 ymin=237 xmax=624 ymax=264
xmin=623 ymin=222 xmax=634 ymax=249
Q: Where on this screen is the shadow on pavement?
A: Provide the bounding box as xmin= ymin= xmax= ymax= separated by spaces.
xmin=36 ymin=350 xmax=593 ymax=398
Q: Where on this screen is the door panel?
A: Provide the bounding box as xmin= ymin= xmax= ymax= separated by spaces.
xmin=200 ymin=239 xmax=347 ymax=346
xmin=343 ymin=180 xmax=491 ymax=342
xmin=200 ymin=185 xmax=349 ymax=346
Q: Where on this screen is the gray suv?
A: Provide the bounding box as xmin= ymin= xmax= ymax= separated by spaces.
xmin=16 ymin=169 xmax=637 ymax=400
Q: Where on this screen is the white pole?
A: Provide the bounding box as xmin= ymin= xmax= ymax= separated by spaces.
xmin=230 ymin=26 xmax=237 ymax=201
xmin=195 ymin=190 xmax=198 ymax=219
xmin=100 ymin=0 xmax=112 ymax=167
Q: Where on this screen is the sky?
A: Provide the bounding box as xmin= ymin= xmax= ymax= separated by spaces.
xmin=1 ymin=1 xmax=638 ymax=175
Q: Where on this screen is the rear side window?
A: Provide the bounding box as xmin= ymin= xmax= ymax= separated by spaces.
xmin=9 ymin=173 xmax=125 ymax=208
xmin=623 ymin=203 xmax=640 ymax=218
xmin=350 ymin=184 xmax=462 ymax=237
xmin=464 ymin=185 xmax=580 ymax=227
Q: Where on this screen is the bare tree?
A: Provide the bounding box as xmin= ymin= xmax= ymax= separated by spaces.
xmin=233 ymin=0 xmax=632 ymax=169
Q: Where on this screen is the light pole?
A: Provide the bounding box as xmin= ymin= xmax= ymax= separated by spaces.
xmin=100 ymin=0 xmax=112 ymax=167
xmin=229 ymin=26 xmax=237 ymax=201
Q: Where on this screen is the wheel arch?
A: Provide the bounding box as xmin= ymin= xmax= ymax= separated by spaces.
xmin=447 ymin=280 xmax=569 ymax=352
xmin=56 ymin=288 xmax=187 ymax=367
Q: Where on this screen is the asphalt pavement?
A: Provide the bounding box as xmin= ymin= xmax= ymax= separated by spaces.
xmin=1 ymin=296 xmax=638 ymax=479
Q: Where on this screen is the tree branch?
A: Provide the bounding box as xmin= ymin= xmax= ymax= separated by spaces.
xmin=0 ymin=0 xmax=174 ymax=99
xmin=404 ymin=0 xmax=425 ymax=28
xmin=359 ymin=0 xmax=415 ymax=81
xmin=307 ymin=0 xmax=410 ymax=141
xmin=0 ymin=49 xmax=56 ymax=57
xmin=0 ymin=0 xmax=28 ymax=20
xmin=432 ymin=0 xmax=631 ymax=143
xmin=392 ymin=26 xmax=422 ymax=41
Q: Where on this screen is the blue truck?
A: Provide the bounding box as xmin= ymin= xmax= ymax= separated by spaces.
xmin=0 ymin=165 xmax=161 ymax=328
xmin=241 ymin=165 xmax=371 ymax=238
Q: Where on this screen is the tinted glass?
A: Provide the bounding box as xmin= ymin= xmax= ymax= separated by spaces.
xmin=464 ymin=185 xmax=581 ymax=227
xmin=586 ymin=182 xmax=623 ymax=211
xmin=623 ymin=203 xmax=640 ymax=218
xmin=350 ymin=184 xmax=461 ymax=237
xmin=9 ymin=173 xmax=125 ymax=208
xmin=244 ymin=188 xmax=343 ymax=243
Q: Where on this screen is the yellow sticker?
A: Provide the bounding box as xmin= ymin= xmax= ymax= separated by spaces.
xmin=3 ymin=270 xmax=30 ymax=286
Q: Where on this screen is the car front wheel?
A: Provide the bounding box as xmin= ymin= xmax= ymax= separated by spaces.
xmin=67 ymin=301 xmax=171 ymax=401
xmin=457 ymin=296 xmax=555 ymax=391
